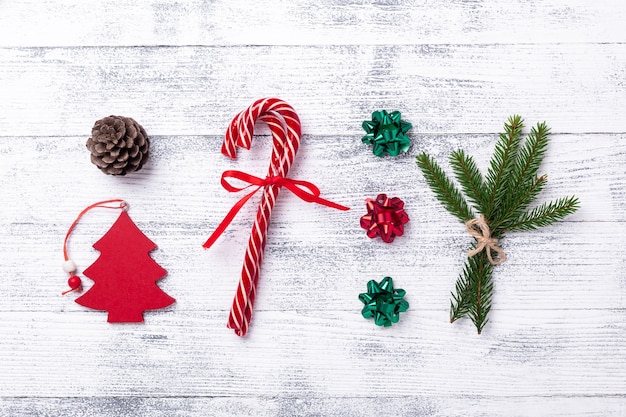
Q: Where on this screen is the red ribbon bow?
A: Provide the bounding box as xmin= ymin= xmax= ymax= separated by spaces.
xmin=203 ymin=170 xmax=349 ymax=249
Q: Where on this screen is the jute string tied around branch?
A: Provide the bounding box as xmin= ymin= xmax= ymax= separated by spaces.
xmin=465 ymin=215 xmax=506 ymax=265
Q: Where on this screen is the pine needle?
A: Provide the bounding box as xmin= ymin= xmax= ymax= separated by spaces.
xmin=510 ymin=122 xmax=551 ymax=190
xmin=416 ymin=153 xmax=474 ymax=223
xmin=484 ymin=115 xmax=524 ymax=219
xmin=466 ymin=252 xmax=494 ymax=334
xmin=507 ymin=195 xmax=580 ymax=232
xmin=450 ymin=149 xmax=488 ymax=214
xmin=492 ymin=175 xmax=548 ymax=232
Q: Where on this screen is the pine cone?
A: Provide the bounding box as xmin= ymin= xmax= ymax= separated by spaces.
xmin=87 ymin=116 xmax=150 ymax=175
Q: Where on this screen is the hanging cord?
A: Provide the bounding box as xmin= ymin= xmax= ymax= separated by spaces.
xmin=61 ymin=199 xmax=128 ymax=295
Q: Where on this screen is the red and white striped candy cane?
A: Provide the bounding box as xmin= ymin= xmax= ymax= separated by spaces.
xmin=227 ymin=100 xmax=298 ymax=336
xmin=224 ymin=99 xmax=300 ymax=336
xmin=204 ymin=98 xmax=349 ymax=337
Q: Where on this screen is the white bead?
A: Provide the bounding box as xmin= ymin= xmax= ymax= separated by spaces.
xmin=62 ymin=260 xmax=77 ymax=273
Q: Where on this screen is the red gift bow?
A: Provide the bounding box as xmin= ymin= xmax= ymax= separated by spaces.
xmin=203 ymin=170 xmax=349 ymax=249
xmin=360 ymin=194 xmax=409 ymax=243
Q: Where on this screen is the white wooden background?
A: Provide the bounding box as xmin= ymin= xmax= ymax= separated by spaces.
xmin=0 ymin=1 xmax=625 ymax=416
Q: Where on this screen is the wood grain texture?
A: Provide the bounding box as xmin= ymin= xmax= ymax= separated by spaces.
xmin=1 ymin=44 xmax=625 ymax=136
xmin=0 ymin=310 xmax=624 ymax=397
xmin=1 ymin=397 xmax=625 ymax=417
xmin=1 ymin=0 xmax=625 ymax=47
xmin=0 ymin=0 xmax=624 ymax=415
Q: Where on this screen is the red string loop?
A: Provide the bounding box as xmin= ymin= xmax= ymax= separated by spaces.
xmin=61 ymin=199 xmax=127 ymax=295
xmin=63 ymin=199 xmax=128 ymax=261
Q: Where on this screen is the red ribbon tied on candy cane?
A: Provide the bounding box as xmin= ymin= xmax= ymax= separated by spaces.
xmin=203 ymin=170 xmax=349 ymax=250
xmin=204 ymin=98 xmax=349 ymax=337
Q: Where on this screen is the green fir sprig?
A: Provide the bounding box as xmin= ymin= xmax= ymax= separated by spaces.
xmin=417 ymin=116 xmax=579 ymax=334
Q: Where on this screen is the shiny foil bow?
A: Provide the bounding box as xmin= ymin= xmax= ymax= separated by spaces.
xmin=362 ymin=110 xmax=412 ymax=157
xmin=360 ymin=194 xmax=409 ymax=243
xmin=359 ymin=277 xmax=409 ymax=327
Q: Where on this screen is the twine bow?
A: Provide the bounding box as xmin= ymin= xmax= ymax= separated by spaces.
xmin=465 ymin=215 xmax=506 ymax=265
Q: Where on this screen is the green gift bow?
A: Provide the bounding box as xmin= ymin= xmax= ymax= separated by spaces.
xmin=362 ymin=110 xmax=412 ymax=157
xmin=359 ymin=277 xmax=409 ymax=327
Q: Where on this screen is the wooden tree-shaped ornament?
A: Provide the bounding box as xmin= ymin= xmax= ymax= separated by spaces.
xmin=75 ymin=211 xmax=175 ymax=322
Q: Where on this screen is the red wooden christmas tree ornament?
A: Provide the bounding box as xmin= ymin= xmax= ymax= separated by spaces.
xmin=73 ymin=210 xmax=175 ymax=322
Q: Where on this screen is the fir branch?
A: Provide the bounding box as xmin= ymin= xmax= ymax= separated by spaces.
xmin=484 ymin=115 xmax=524 ymax=219
xmin=466 ymin=252 xmax=494 ymax=334
xmin=416 ymin=116 xmax=579 ymax=334
xmin=450 ymin=261 xmax=472 ymax=323
xmin=450 ymin=252 xmax=493 ymax=333
xmin=450 ymin=149 xmax=488 ymax=214
xmin=510 ymin=122 xmax=551 ymax=191
xmin=491 ymin=174 xmax=547 ymax=233
xmin=507 ymin=195 xmax=580 ymax=232
xmin=492 ymin=122 xmax=551 ymax=226
xmin=416 ymin=152 xmax=474 ymax=223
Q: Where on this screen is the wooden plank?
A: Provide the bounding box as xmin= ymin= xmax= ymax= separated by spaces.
xmin=1 ymin=44 xmax=625 ymax=136
xmin=0 ymin=0 xmax=625 ymax=47
xmin=1 ymin=396 xmax=625 ymax=417
xmin=0 ymin=133 xmax=614 ymax=223
xmin=0 ymin=134 xmax=620 ymax=314
xmin=0 ymin=310 xmax=624 ymax=397
xmin=3 ymin=220 xmax=623 ymax=313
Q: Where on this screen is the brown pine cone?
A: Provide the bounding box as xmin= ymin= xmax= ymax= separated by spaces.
xmin=86 ymin=115 xmax=150 ymax=175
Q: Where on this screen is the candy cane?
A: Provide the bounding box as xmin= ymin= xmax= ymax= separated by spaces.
xmin=227 ymin=99 xmax=300 ymax=336
xmin=228 ymin=107 xmax=295 ymax=336
xmin=204 ymin=98 xmax=349 ymax=336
